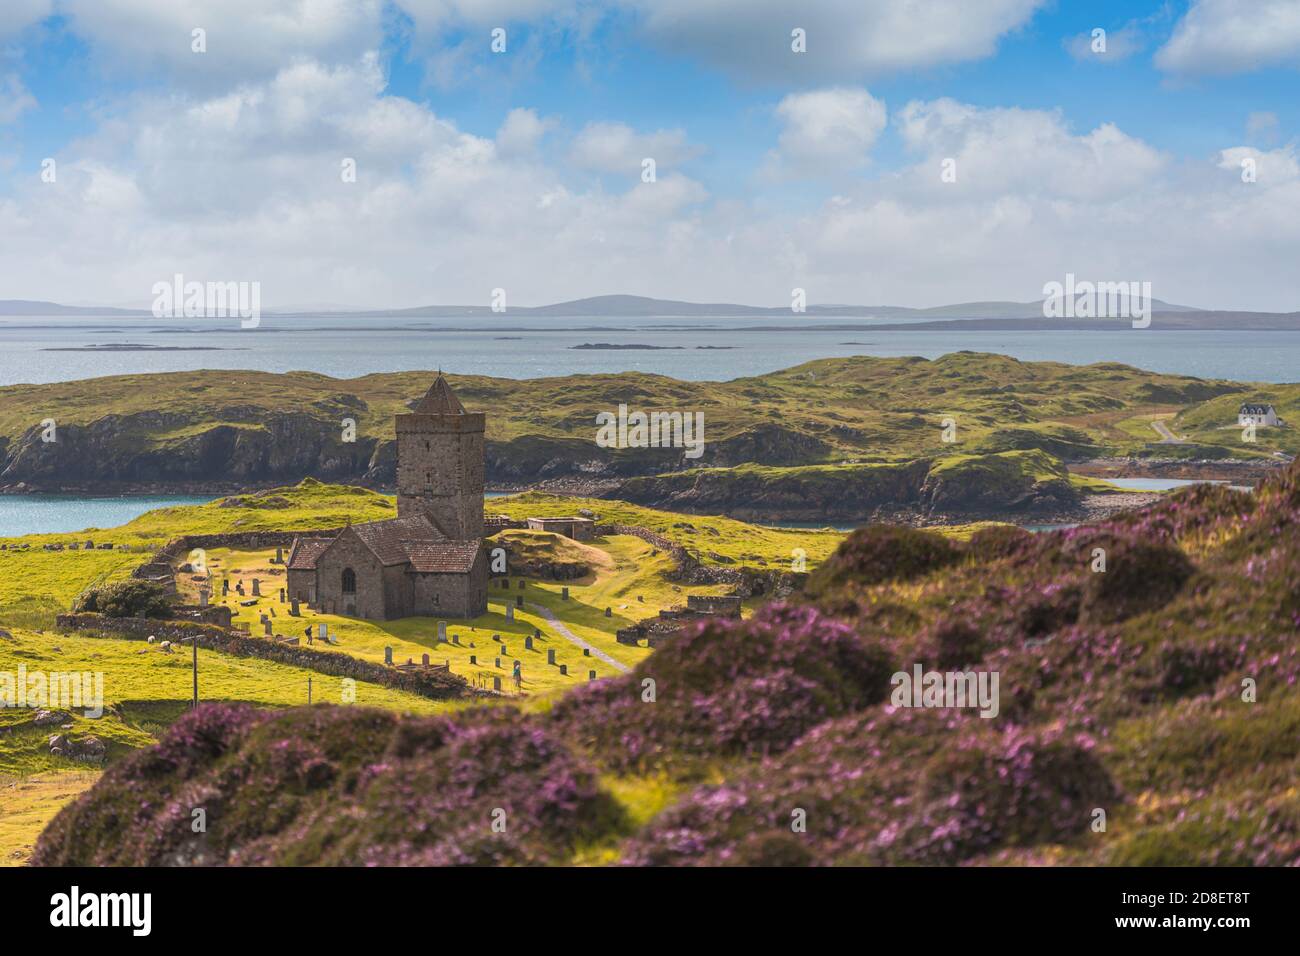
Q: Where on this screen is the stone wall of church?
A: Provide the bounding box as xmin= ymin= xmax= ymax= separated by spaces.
xmin=315 ymin=536 xmax=388 ymax=620
xmin=287 ymin=567 xmax=315 ymax=604
xmin=410 ymin=548 xmax=487 ymax=617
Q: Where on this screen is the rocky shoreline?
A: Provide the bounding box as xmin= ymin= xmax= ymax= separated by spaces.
xmin=1069 ymin=457 xmax=1288 ymax=482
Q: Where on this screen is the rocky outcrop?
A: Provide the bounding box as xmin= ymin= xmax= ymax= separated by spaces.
xmin=610 ymin=452 xmax=1085 ymax=521
xmin=610 ymin=460 xmax=932 ymax=521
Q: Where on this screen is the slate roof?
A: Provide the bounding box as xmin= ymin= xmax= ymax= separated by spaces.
xmin=1239 ymin=403 xmax=1277 ymax=415
xmin=291 ymin=515 xmax=478 ymax=575
xmin=287 ymin=537 xmax=332 ymax=570
xmin=404 ymin=541 xmax=481 ymax=573
xmin=412 ymin=374 xmax=467 ymax=415
xmin=348 ymin=514 xmax=445 ymax=565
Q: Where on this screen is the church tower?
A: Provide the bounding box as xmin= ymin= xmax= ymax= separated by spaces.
xmin=395 ymin=374 xmax=485 ymax=539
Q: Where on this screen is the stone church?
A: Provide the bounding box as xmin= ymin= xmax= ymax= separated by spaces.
xmin=286 ymin=374 xmax=488 ymax=620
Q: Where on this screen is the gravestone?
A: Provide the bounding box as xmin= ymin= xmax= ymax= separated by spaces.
xmin=505 ymin=605 xmax=514 ymax=622
xmin=269 ymin=607 xmax=276 ymax=618
xmin=263 ymin=620 xmax=273 ymax=636
xmin=588 ymin=670 xmax=596 ymax=681
xmin=515 ymin=596 xmax=523 ymax=608
xmin=222 ymin=580 xmax=229 ymax=595
xmin=534 ymin=629 xmax=541 ymax=639
xmin=290 ymin=599 xmax=300 ymax=616
xmin=251 ymin=579 xmax=261 ymax=596
xmin=493 ymin=676 xmax=501 ymax=692
xmin=199 ymin=588 xmax=210 ymax=607
xmin=583 ymin=647 xmax=590 ymax=657
xmin=384 ymin=646 xmax=393 ymax=665
xmin=524 ymin=636 xmax=533 ymax=650
xmin=421 ymin=654 xmax=429 ymax=666
xmin=318 ymin=623 xmax=327 ymax=640
xmin=561 ymin=587 xmax=569 ymax=601
xmin=275 ymin=546 xmax=284 ymax=563
xmin=85 ymin=539 xmax=94 ymax=550
xmin=279 ymin=588 xmax=285 ymax=603
xmin=547 ymin=649 xmax=556 ymax=665
xmin=437 ymin=621 xmax=447 ymax=642
xmin=604 ymin=607 xmax=612 ymax=617
xmin=559 ymin=664 xmax=567 ymax=676
xmin=452 ymin=634 xmax=460 ymax=645
xmin=518 ymin=580 xmax=525 ymax=589
xmin=501 ymin=644 xmax=508 ymax=656
xmin=495 ymin=657 xmax=501 ymax=668
xmin=469 ymin=654 xmax=477 ymax=665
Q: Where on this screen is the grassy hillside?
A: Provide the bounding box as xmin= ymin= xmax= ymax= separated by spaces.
xmin=2 ymin=354 xmax=1291 ymax=494
xmin=29 ymin=458 xmax=1300 ymax=866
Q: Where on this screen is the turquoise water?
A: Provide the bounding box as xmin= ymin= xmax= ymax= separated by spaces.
xmin=0 ymin=494 xmax=213 ymax=537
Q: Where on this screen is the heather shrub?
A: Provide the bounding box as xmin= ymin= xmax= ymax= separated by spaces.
xmin=924 ymin=617 xmax=985 ymax=669
xmin=803 ymin=524 xmax=961 ymax=598
xmin=890 ymin=726 xmax=1116 ymax=863
xmin=1072 ymin=533 xmax=1195 ymax=625
xmin=33 ymin=705 xmax=624 ymax=867
xmin=549 ymin=603 xmax=895 ymax=770
xmin=966 ymin=524 xmax=1033 ymax=562
xmin=1154 ymin=638 xmax=1244 ymax=698
xmin=73 ymin=578 xmax=173 ymax=618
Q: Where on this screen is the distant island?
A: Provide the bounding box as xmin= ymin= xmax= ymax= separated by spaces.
xmin=41 ymin=343 xmax=247 ymax=352
xmin=10 ymin=293 xmax=1299 ymax=330
xmin=570 ymin=343 xmax=685 ymax=350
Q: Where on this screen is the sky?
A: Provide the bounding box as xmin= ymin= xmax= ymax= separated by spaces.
xmin=0 ymin=0 xmax=1298 ymax=311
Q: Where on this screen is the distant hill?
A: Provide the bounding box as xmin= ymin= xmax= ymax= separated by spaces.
xmin=0 ymin=293 xmax=1205 ymax=321
xmin=1 ymin=353 xmax=1293 ymax=502
xmin=0 ymin=300 xmax=147 ymax=317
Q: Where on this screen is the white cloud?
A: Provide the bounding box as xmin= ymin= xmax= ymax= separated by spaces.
xmin=1218 ymin=145 xmax=1300 ymax=183
xmin=0 ymin=73 xmax=37 ymax=123
xmin=768 ymin=87 xmax=886 ymax=176
xmin=1 ymin=66 xmax=1298 ymax=313
xmin=495 ymin=107 xmax=553 ymax=156
xmin=1156 ymin=0 xmax=1300 ymax=75
xmin=0 ymin=0 xmax=52 ymax=38
xmin=625 ymin=0 xmax=1046 ymax=79
xmin=568 ymin=121 xmax=698 ymax=173
xmin=895 ymin=98 xmax=1166 ymax=200
xmin=55 ymin=0 xmax=384 ymax=88
xmin=391 ymin=0 xmax=573 ymax=31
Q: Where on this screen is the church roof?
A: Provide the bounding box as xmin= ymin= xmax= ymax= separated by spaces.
xmin=292 ymin=514 xmax=477 ymax=575
xmin=287 ymin=537 xmax=333 ymax=570
xmin=348 ymin=514 xmax=446 ymax=565
xmin=412 ymin=373 xmax=467 ymax=415
xmin=404 ymin=540 xmax=481 ymax=573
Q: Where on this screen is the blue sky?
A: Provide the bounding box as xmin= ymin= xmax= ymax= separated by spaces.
xmin=1 ymin=1 xmax=1298 ymax=309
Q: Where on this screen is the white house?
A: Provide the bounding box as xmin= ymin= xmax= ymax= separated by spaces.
xmin=1238 ymin=403 xmax=1283 ymax=427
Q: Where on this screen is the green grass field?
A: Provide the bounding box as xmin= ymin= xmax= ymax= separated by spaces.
xmin=0 ymin=481 xmax=848 ymax=863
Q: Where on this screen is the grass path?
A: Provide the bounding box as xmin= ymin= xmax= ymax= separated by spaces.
xmin=528 ymin=602 xmax=629 ymax=672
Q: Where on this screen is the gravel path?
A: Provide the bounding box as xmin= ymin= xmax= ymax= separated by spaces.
xmin=527 ymin=602 xmax=630 ymax=673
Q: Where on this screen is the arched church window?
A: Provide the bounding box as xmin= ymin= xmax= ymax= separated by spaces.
xmin=342 ymin=568 xmax=357 ymax=594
